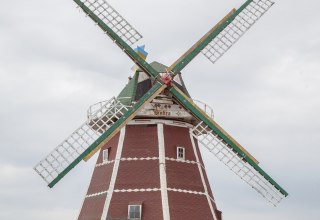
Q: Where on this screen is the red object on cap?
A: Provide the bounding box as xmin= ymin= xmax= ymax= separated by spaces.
xmin=160 ymin=73 xmax=172 ymax=85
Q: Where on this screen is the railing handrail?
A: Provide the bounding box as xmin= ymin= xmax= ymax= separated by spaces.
xmin=193 ymin=99 xmax=214 ymax=119
xmin=87 ymin=97 xmax=132 ymax=120
xmin=87 ymin=97 xmax=214 ymax=120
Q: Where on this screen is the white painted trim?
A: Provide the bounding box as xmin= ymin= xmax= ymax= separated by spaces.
xmin=100 ymin=127 xmax=126 ymax=220
xmin=86 ymin=188 xmax=215 ymax=198
xmin=128 ymin=204 xmax=142 ymax=219
xmin=96 ymin=157 xmax=159 ymax=167
xmin=86 ymin=190 xmax=108 ymax=198
xmin=77 ymin=161 xmax=96 ymax=219
xmin=167 ymin=188 xmax=205 ymax=195
xmin=114 ymin=188 xmax=161 ymax=193
xmin=158 ymin=124 xmax=171 ymax=220
xmin=102 ymin=149 xmax=109 ymax=162
xmin=128 ymin=118 xmax=193 ymax=128
xmin=85 ymin=188 xmax=215 ymax=202
xmin=95 ymin=160 xmax=115 ymax=167
xmin=165 ymin=157 xmax=201 ymax=166
xmin=96 ymin=156 xmax=204 ymax=168
xmin=119 ymin=157 xmax=159 ymax=161
xmin=176 ymin=146 xmax=185 ymax=160
xmin=190 ymin=129 xmax=218 ymax=220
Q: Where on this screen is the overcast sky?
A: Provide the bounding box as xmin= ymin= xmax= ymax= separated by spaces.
xmin=1 ymin=0 xmax=320 ymax=219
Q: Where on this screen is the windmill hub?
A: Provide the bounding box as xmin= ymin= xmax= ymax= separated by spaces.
xmin=34 ymin=1 xmax=287 ymax=220
xmin=160 ymin=73 xmax=172 ymax=86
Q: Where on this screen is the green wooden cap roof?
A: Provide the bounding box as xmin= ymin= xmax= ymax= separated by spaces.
xmin=117 ymin=61 xmax=190 ymax=106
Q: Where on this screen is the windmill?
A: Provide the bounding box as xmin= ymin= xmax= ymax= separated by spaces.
xmin=34 ymin=0 xmax=288 ymax=219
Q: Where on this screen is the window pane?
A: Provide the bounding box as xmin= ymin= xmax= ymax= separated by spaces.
xmin=135 ymin=206 xmax=140 ymax=217
xmin=128 ymin=205 xmax=141 ymax=219
xmin=103 ymin=149 xmax=108 ymax=161
xmin=177 ymin=147 xmax=185 ymax=159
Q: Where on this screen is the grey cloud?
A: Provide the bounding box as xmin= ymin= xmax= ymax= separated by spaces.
xmin=1 ymin=0 xmax=320 ymax=219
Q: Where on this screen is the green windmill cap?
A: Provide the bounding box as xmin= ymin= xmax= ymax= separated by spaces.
xmin=118 ymin=61 xmax=191 ymax=106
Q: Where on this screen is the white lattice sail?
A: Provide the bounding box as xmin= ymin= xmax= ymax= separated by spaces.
xmin=34 ymin=97 xmax=130 ymax=184
xmin=78 ymin=0 xmax=143 ymax=45
xmin=192 ymin=121 xmax=285 ymax=206
xmin=201 ymin=0 xmax=274 ymax=64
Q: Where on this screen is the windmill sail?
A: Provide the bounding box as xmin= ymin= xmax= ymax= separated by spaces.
xmin=34 ymin=82 xmax=166 ymax=187
xmin=34 ymin=98 xmax=130 ymax=185
xmin=75 ymin=0 xmax=142 ymax=45
xmin=192 ymin=122 xmax=285 ymax=206
xmin=74 ymin=0 xmax=159 ymax=78
xmin=202 ymin=0 xmax=274 ymax=64
xmin=34 ymin=0 xmax=288 ymax=210
xmin=169 ymin=85 xmax=288 ymax=206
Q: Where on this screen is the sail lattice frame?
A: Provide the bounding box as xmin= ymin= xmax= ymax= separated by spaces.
xmin=192 ymin=121 xmax=285 ymax=206
xmin=34 ymin=97 xmax=130 ymax=184
xmin=78 ymin=0 xmax=143 ymax=45
xmin=201 ymin=0 xmax=274 ymax=64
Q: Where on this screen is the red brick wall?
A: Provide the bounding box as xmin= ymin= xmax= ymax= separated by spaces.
xmin=86 ymin=163 xmax=114 ymax=195
xmin=108 ymin=192 xmax=163 ymax=220
xmin=96 ymin=132 xmax=120 ymax=163
xmin=78 ymin=194 xmax=107 ymax=220
xmin=115 ymin=160 xmax=160 ymax=189
xmin=163 ymin=125 xmax=196 ymax=161
xmin=121 ymin=125 xmax=158 ymax=158
xmin=168 ymin=191 xmax=214 ymax=220
xmin=78 ymin=133 xmax=120 ymax=219
xmin=78 ymin=123 xmax=222 ymax=220
xmin=166 ymin=160 xmax=204 ymax=192
xmin=163 ymin=125 xmax=219 ymax=219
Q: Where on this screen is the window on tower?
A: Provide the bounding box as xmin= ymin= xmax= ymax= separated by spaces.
xmin=177 ymin=146 xmax=185 ymax=160
xmin=128 ymin=204 xmax=142 ymax=219
xmin=102 ymin=149 xmax=109 ymax=162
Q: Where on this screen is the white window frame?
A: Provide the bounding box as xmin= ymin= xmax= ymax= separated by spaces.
xmin=102 ymin=149 xmax=109 ymax=162
xmin=176 ymin=146 xmax=185 ymax=160
xmin=128 ymin=204 xmax=142 ymax=220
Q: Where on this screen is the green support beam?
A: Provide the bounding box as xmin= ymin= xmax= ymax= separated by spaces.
xmin=51 ymin=0 xmax=288 ymax=199
xmin=169 ymin=85 xmax=288 ymax=197
xmin=48 ymin=82 xmax=166 ymax=188
xmin=73 ymin=0 xmax=159 ymax=78
xmin=170 ymin=0 xmax=254 ymax=73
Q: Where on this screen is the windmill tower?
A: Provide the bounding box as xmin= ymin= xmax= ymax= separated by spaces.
xmin=34 ymin=1 xmax=288 ymax=220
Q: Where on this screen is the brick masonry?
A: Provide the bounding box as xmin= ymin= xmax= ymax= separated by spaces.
xmin=78 ymin=122 xmax=222 ymax=220
xmin=78 ymin=133 xmax=120 ymax=220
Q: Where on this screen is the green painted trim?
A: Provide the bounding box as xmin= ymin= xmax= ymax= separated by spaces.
xmin=169 ymin=86 xmax=288 ymax=197
xmin=48 ymin=82 xmax=164 ymax=188
xmin=117 ymin=70 xmax=139 ymax=106
xmin=73 ymin=0 xmax=158 ymax=78
xmin=54 ymin=1 xmax=288 ymax=199
xmin=131 ymin=71 xmax=139 ymax=102
xmin=171 ymin=0 xmax=254 ymax=73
